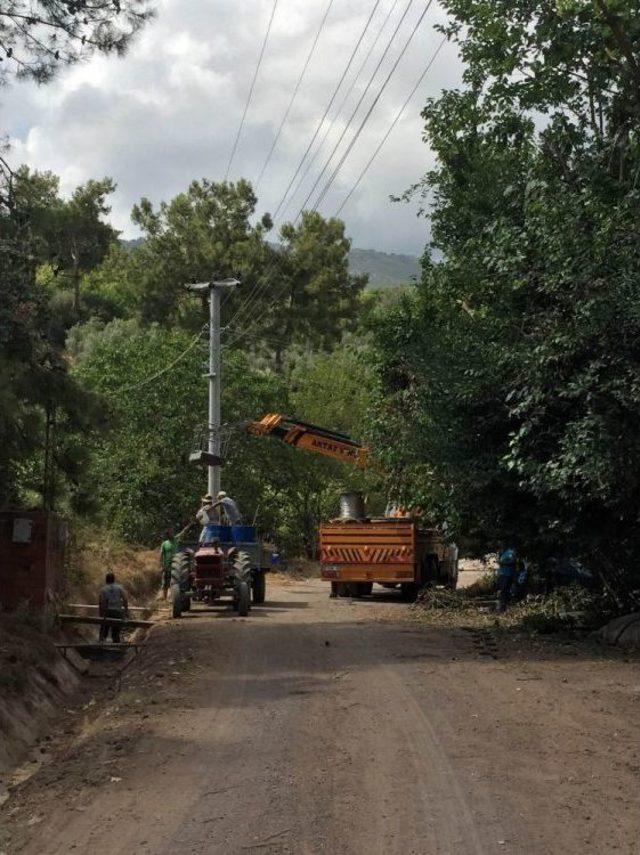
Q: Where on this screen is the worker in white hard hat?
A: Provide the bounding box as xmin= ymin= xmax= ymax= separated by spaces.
xmin=196 ymin=493 xmax=215 ymax=527
xmin=211 ymin=490 xmax=242 ymax=525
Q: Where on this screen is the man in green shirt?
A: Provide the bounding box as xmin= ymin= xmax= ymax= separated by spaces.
xmin=160 ymin=528 xmax=179 ymax=599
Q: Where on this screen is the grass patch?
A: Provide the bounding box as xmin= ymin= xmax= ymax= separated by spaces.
xmin=65 ymin=521 xmax=159 ymax=605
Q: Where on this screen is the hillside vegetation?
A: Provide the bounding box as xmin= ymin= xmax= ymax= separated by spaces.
xmin=2 ymin=0 xmax=640 ymax=610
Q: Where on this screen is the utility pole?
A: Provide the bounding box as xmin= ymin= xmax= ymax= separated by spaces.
xmin=186 ymin=278 xmax=239 ymax=496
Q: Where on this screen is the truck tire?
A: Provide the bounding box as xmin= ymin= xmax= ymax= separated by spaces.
xmin=358 ymin=582 xmax=373 ymax=596
xmin=237 ymin=580 xmax=250 ymax=617
xmin=252 ymin=571 xmax=266 ymax=604
xmin=400 ymin=583 xmax=419 ymax=602
xmin=171 ymin=586 xmax=183 ymax=618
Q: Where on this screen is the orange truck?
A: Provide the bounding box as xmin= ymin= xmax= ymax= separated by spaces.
xmin=245 ymin=414 xmax=459 ymax=597
xmin=319 ymin=518 xmax=457 ymax=599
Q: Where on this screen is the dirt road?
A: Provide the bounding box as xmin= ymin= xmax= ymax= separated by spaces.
xmin=2 ymin=577 xmax=639 ymax=854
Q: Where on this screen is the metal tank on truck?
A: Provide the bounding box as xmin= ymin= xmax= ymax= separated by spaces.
xmin=244 ymin=414 xmax=458 ymax=599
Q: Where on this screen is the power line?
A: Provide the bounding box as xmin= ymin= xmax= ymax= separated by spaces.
xmin=118 ymin=328 xmax=205 ymax=393
xmin=224 ymin=0 xmax=279 ymax=181
xmin=270 ymin=0 xmax=383 ymax=222
xmin=335 ymin=34 xmax=446 ymax=216
xmin=275 ymin=0 xmax=401 ymax=224
xmin=231 ymin=3 xmax=384 ymax=327
xmin=255 ymin=0 xmax=335 ymax=191
xmin=295 ymin=0 xmax=416 ymax=221
xmin=226 ymin=2 xmax=439 ymax=352
xmin=314 ymin=1 xmax=435 ymax=211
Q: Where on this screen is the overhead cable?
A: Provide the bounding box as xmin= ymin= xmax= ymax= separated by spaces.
xmin=275 ymin=0 xmax=401 ymax=224
xmin=313 ymin=0 xmax=434 ymax=211
xmin=295 ymin=0 xmax=416 ymax=220
xmin=118 ymin=328 xmax=205 ymax=392
xmin=270 ymin=0 xmax=384 ymax=222
xmin=334 ymin=35 xmax=446 ymax=216
xmin=227 ymin=1 xmax=403 ymax=327
xmin=255 ymin=0 xmax=336 ymax=190
xmin=224 ymin=0 xmax=279 ymax=181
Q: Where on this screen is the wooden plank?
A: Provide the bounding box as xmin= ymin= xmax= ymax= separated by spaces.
xmin=67 ymin=603 xmax=151 ymax=612
xmin=57 ymin=614 xmax=154 ymax=628
xmin=55 ymin=642 xmax=144 ymax=650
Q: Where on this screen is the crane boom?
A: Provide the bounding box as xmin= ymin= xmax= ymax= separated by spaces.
xmin=245 ymin=414 xmax=369 ymax=468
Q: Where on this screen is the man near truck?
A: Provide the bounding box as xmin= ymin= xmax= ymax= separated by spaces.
xmin=497 ymin=546 xmax=518 ymax=612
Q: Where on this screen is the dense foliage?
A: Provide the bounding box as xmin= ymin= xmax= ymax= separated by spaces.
xmin=2 ymin=159 xmax=373 ymax=554
xmin=371 ymin=0 xmax=640 ymax=600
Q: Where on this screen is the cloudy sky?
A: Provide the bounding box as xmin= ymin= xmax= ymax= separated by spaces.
xmin=1 ymin=0 xmax=462 ymax=255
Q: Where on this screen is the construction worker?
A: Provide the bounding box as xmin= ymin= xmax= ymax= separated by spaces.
xmin=196 ymin=493 xmax=215 ymax=527
xmin=211 ymin=490 xmax=242 ymax=525
xmin=98 ymin=572 xmax=129 ymax=643
xmin=159 ymin=521 xmax=193 ymax=595
xmin=496 ymin=546 xmax=518 ymax=612
xmin=159 ymin=528 xmax=178 ymax=599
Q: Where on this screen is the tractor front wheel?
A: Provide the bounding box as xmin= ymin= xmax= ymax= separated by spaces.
xmin=171 ymin=585 xmax=183 ymax=618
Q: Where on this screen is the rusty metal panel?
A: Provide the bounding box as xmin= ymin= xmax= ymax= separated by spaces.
xmin=0 ymin=511 xmax=67 ymax=610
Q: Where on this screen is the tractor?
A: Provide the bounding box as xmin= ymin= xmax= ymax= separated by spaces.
xmin=170 ymin=523 xmax=269 ymax=618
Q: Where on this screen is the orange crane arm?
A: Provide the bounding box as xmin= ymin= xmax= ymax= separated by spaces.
xmin=245 ymin=414 xmax=369 ymax=469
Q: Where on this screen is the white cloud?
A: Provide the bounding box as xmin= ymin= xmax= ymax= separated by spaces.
xmin=0 ymin=0 xmax=462 ymax=255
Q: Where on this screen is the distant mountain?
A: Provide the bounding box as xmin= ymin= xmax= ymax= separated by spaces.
xmin=121 ymin=238 xmax=420 ymax=288
xmin=121 ymin=237 xmax=144 ymax=251
xmin=348 ymin=248 xmax=420 ymax=288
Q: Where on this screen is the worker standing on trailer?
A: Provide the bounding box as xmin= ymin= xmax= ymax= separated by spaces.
xmin=211 ymin=490 xmax=242 ymax=525
xmin=196 ymin=494 xmax=215 ymax=525
xmin=98 ymin=572 xmax=129 ymax=643
xmin=196 ymin=493 xmax=217 ymax=542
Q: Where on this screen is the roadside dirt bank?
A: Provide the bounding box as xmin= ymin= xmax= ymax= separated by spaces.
xmin=0 ymin=546 xmax=159 ymax=787
xmin=0 ymin=615 xmax=82 ymax=780
xmin=1 ymin=572 xmax=639 ymax=854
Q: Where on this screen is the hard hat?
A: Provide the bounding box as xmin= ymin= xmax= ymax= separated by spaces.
xmin=202 ymin=493 xmax=212 ymax=503
xmin=217 ymin=490 xmax=227 ymax=499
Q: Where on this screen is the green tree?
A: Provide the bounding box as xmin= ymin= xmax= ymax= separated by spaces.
xmin=268 ymin=212 xmax=367 ymax=370
xmin=371 ymin=0 xmax=640 ymax=598
xmin=128 ymin=178 xmax=273 ymax=326
xmin=0 ymin=159 xmax=100 ymax=509
xmin=0 ymin=1 xmax=153 ymax=84
xmin=70 ymin=319 xmax=291 ymax=543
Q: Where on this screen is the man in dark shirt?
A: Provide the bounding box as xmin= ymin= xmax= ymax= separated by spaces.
xmin=98 ymin=572 xmax=129 ymax=642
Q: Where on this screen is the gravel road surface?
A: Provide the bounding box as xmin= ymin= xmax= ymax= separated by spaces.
xmin=2 ymin=577 xmax=639 ymax=854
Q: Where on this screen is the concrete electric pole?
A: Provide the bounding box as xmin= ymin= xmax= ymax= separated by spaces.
xmin=186 ymin=278 xmax=239 ymax=496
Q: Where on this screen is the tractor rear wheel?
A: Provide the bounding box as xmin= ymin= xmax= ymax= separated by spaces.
xmin=252 ymin=571 xmax=266 ymax=604
xmin=170 ymin=551 xmax=191 ymax=587
xmin=237 ymin=581 xmax=250 ymax=617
